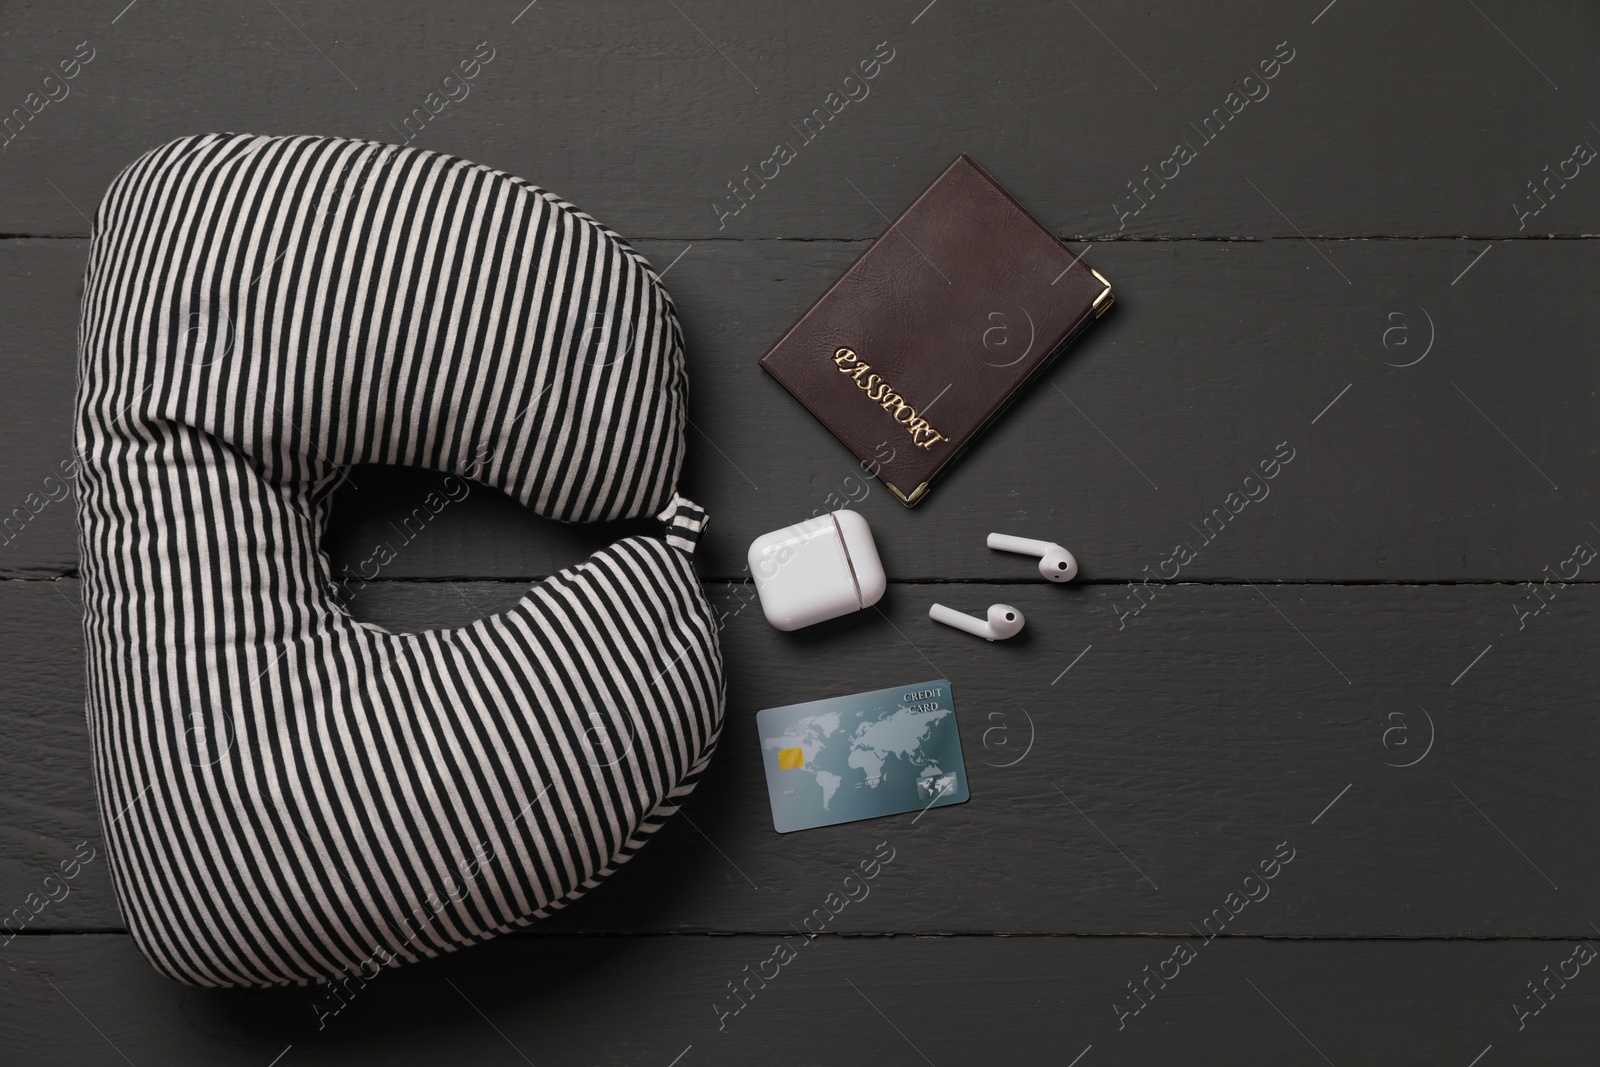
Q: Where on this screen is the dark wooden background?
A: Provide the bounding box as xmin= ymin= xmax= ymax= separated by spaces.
xmin=2 ymin=1 xmax=1597 ymax=1064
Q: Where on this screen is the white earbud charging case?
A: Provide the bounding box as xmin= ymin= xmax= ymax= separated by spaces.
xmin=748 ymin=510 xmax=887 ymax=631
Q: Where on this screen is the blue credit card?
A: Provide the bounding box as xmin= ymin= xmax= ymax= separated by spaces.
xmin=757 ymin=679 xmax=969 ymax=833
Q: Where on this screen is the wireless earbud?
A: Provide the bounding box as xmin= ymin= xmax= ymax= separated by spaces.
xmin=988 ymin=533 xmax=1078 ymax=582
xmin=929 ymin=603 xmax=1025 ymax=641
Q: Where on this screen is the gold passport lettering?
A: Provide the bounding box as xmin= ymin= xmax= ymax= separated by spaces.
xmin=832 ymin=348 xmax=948 ymax=449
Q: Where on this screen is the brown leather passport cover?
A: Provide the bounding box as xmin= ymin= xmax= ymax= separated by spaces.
xmin=759 ymin=154 xmax=1112 ymax=506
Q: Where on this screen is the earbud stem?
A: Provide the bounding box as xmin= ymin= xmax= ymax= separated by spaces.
xmin=929 ymin=603 xmax=992 ymax=639
xmin=987 ymin=533 xmax=1057 ymax=556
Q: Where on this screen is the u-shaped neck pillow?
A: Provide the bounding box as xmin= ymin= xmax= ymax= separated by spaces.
xmin=75 ymin=133 xmax=725 ymax=988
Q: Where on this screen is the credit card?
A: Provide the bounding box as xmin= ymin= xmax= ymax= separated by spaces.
xmin=757 ymin=679 xmax=969 ymax=833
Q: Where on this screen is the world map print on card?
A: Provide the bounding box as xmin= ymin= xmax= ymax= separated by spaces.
xmin=757 ymin=680 xmax=969 ymax=833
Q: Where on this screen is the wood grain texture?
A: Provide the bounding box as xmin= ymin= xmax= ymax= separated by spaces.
xmin=1 ymin=0 xmax=1595 ymax=1059
xmin=5 ymin=579 xmax=1594 ymax=937
xmin=1 ymin=238 xmax=1594 ymax=581
xmin=1 ymin=1 xmax=1596 ymax=239
xmin=3 ymin=933 xmax=1595 ymax=1066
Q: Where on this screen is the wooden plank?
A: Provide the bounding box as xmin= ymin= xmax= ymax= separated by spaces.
xmin=0 ymin=0 xmax=1590 ymax=1060
xmin=2 ymin=238 xmax=1593 ymax=581
xmin=7 ymin=579 xmax=1595 ymax=937
xmin=1 ymin=1 xmax=1595 ymax=238
xmin=2 ymin=932 xmax=1595 ymax=1064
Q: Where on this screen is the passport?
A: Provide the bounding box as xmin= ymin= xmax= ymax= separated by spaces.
xmin=759 ymin=154 xmax=1113 ymax=506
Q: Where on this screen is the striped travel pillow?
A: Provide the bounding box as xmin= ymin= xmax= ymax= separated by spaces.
xmin=74 ymin=133 xmax=725 ymax=988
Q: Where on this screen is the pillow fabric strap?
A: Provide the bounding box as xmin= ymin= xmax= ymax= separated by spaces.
xmin=657 ymin=493 xmax=709 ymax=555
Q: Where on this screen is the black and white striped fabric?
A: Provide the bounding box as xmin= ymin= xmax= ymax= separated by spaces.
xmin=74 ymin=133 xmax=725 ymax=988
